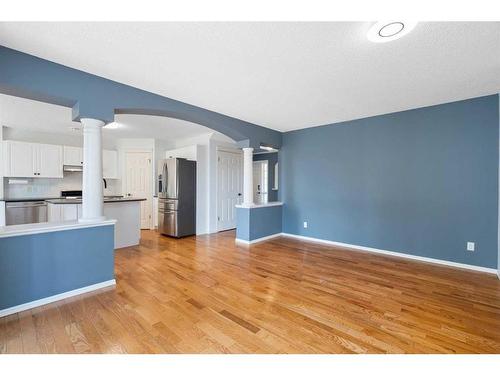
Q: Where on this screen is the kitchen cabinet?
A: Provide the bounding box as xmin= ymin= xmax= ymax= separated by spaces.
xmin=103 ymin=149 xmax=118 ymax=179
xmin=3 ymin=140 xmax=116 ymax=179
xmin=48 ymin=203 xmax=82 ymax=222
xmin=37 ymin=143 xmax=64 ymax=177
xmin=3 ymin=141 xmax=35 ymax=177
xmin=47 ymin=200 xmax=141 ymax=248
xmin=3 ymin=141 xmax=63 ymax=178
xmin=63 ymin=146 xmax=83 ymax=166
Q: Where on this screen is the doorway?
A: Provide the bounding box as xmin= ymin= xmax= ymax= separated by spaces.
xmin=216 ymin=149 xmax=243 ymax=231
xmin=253 ymin=160 xmax=269 ymax=204
xmin=124 ymin=151 xmax=153 ymax=229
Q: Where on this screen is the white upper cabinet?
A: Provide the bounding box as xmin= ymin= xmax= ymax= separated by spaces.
xmin=63 ymin=146 xmax=83 ymax=166
xmin=3 ymin=141 xmax=63 ymax=178
xmin=103 ymin=149 xmax=118 ymax=179
xmin=4 ymin=141 xmax=36 ymax=177
xmin=37 ymin=143 xmax=63 ymax=178
xmin=3 ymin=140 xmax=116 ymax=179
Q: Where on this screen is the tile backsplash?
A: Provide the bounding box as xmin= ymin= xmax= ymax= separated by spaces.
xmin=4 ymin=172 xmax=121 ymax=199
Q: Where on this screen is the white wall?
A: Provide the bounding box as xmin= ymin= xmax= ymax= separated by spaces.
xmin=2 ymin=126 xmax=117 ymax=149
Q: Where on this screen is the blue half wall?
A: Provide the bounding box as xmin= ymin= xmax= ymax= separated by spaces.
xmin=281 ymin=95 xmax=499 ymax=268
xmin=0 ymin=225 xmax=115 ymax=311
xmin=237 ymin=205 xmax=283 ymax=241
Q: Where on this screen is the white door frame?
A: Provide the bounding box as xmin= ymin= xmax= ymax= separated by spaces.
xmin=216 ymin=147 xmax=243 ymax=232
xmin=122 ymin=148 xmax=154 ymax=230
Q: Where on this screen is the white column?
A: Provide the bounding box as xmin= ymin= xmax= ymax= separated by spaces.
xmin=79 ymin=118 xmax=105 ymax=223
xmin=242 ymin=147 xmax=254 ymax=207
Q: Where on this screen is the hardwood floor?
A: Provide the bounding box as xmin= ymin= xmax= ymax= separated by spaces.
xmin=1 ymin=229 xmax=500 ymax=354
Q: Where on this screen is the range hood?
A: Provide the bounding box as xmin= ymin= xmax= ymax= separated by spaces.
xmin=63 ymin=165 xmax=83 ymax=172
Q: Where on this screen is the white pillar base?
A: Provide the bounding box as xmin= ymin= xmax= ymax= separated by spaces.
xmin=79 ymin=118 xmax=105 ymax=223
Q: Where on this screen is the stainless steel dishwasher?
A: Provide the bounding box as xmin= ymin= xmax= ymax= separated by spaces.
xmin=5 ymin=200 xmax=48 ymax=225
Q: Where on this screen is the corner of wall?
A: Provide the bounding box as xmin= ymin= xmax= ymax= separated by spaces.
xmin=497 ymin=93 xmax=500 ymax=275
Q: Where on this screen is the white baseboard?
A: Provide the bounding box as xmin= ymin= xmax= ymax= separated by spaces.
xmin=281 ymin=233 xmax=498 ymax=275
xmin=235 ymin=232 xmax=282 ymax=245
xmin=0 ymin=279 xmax=116 ymax=318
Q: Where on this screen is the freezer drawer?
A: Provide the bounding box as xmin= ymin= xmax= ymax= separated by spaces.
xmin=158 ymin=198 xmax=178 ymax=211
xmin=158 ymin=210 xmax=178 ymax=237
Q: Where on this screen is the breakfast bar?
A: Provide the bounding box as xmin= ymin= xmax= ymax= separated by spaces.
xmin=46 ymin=197 xmax=146 ymax=249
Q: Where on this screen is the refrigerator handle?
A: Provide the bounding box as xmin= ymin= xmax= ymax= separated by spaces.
xmin=164 ymin=162 xmax=168 ymax=196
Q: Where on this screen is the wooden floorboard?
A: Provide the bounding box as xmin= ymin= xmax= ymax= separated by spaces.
xmin=1 ymin=229 xmax=499 ymax=353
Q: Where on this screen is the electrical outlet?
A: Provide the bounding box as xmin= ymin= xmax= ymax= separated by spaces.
xmin=467 ymin=242 xmax=475 ymax=252
xmin=303 ymin=221 xmax=308 ymax=229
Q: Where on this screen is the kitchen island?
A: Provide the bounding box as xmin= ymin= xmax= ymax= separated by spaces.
xmin=47 ymin=197 xmax=146 ymax=249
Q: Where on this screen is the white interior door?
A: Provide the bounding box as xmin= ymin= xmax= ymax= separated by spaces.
xmin=124 ymin=151 xmax=152 ymax=229
xmin=253 ymin=160 xmax=268 ymax=204
xmin=217 ymin=150 xmax=243 ymax=231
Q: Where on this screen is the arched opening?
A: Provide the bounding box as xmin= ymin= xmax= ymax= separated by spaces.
xmin=0 ymin=93 xmax=245 ymax=234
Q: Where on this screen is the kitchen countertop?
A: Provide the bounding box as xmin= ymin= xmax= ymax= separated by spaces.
xmin=45 ymin=197 xmax=147 ymax=204
xmin=0 ymin=219 xmax=116 ymax=238
xmin=2 ymin=197 xmax=60 ymax=202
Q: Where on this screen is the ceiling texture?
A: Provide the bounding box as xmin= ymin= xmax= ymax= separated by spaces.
xmin=0 ymin=22 xmax=498 ymax=132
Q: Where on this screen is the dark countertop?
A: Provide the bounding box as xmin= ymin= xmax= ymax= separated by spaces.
xmin=2 ymin=197 xmax=60 ymax=202
xmin=45 ymin=197 xmax=147 ymax=204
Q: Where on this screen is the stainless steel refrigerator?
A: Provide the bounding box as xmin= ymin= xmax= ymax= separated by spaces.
xmin=158 ymin=158 xmax=196 ymax=237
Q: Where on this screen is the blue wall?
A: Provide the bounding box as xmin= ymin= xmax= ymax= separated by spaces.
xmin=0 ymin=46 xmax=281 ymax=149
xmin=281 ymin=95 xmax=499 ymax=268
xmin=0 ymin=225 xmax=115 ymax=310
xmin=253 ymin=152 xmax=279 ymax=202
xmin=237 ymin=205 xmax=283 ymax=241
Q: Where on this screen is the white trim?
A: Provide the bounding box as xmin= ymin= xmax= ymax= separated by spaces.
xmin=0 ymin=219 xmax=116 ymax=239
xmin=236 ymin=201 xmax=283 ymax=209
xmin=0 ymin=279 xmax=116 ymax=318
xmin=281 ymin=233 xmax=498 ymax=274
xmin=235 ymin=232 xmax=282 ymax=245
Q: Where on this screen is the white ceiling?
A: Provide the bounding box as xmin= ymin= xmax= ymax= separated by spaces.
xmin=0 ymin=22 xmax=499 ymax=132
xmin=0 ymin=93 xmax=230 ymax=143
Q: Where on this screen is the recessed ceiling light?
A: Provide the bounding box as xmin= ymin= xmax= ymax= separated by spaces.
xmin=104 ymin=122 xmax=121 ymax=129
xmin=367 ymin=21 xmax=417 ymax=43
